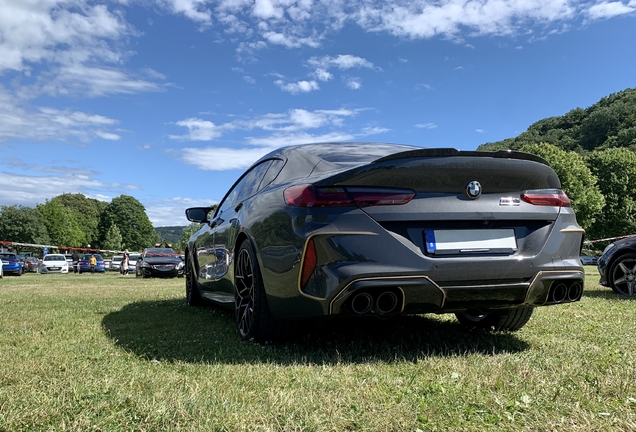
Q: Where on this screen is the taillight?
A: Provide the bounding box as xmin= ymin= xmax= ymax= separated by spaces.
xmin=284 ymin=185 xmax=415 ymax=207
xmin=300 ymin=238 xmax=317 ymax=287
xmin=521 ymin=190 xmax=571 ymax=207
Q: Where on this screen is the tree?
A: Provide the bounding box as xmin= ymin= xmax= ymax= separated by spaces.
xmin=53 ymin=193 xmax=107 ymax=247
xmin=36 ymin=200 xmax=85 ymax=246
xmin=102 ymin=224 xmax=123 ymax=251
xmin=587 ymin=148 xmax=636 ymax=239
xmin=99 ymin=195 xmax=156 ymax=251
xmin=177 ymin=222 xmax=203 ymax=253
xmin=0 ymin=205 xmax=51 ymax=244
xmin=518 ymin=143 xmax=605 ymax=231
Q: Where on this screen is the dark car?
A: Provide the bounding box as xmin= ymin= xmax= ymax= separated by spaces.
xmin=23 ymin=256 xmax=41 ymax=272
xmin=0 ymin=252 xmax=23 ymax=276
xmin=136 ymin=248 xmax=185 ymax=278
xmin=78 ymin=254 xmax=106 ymax=273
xmin=184 ymin=143 xmax=585 ymax=343
xmin=597 ymin=236 xmax=636 ymax=295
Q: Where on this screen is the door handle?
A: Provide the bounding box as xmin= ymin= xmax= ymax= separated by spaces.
xmin=234 ymin=202 xmax=243 ymax=212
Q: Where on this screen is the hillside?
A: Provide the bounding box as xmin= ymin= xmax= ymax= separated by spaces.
xmin=155 ymin=226 xmax=186 ymax=244
xmin=478 ymin=87 xmax=636 ymax=153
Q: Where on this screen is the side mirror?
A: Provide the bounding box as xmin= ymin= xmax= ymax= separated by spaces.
xmin=185 ymin=207 xmax=212 ymax=223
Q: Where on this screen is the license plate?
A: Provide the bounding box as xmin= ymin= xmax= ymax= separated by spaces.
xmin=425 ymin=229 xmax=517 ymax=255
xmin=50 ymin=267 xmax=60 ymax=270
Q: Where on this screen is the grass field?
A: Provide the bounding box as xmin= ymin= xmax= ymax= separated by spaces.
xmin=0 ymin=267 xmax=634 ymax=431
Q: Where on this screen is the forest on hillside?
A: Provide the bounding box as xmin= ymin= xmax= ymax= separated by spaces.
xmin=477 ymin=87 xmax=636 ymax=243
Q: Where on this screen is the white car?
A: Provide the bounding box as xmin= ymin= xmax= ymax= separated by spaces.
xmin=40 ymin=254 xmax=69 ymax=274
xmin=128 ymin=253 xmax=141 ymax=273
xmin=110 ymin=255 xmax=123 ymax=272
xmin=580 ymin=255 xmax=598 ymax=265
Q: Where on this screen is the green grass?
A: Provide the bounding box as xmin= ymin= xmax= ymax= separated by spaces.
xmin=0 ymin=268 xmax=635 ymax=431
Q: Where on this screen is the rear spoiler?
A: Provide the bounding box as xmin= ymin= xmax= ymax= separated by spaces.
xmin=374 ymin=148 xmax=550 ymax=166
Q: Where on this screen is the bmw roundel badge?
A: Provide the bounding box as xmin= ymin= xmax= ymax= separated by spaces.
xmin=465 ymin=181 xmax=482 ymax=199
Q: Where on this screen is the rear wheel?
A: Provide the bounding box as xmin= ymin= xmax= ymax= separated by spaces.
xmin=608 ymin=253 xmax=636 ymax=296
xmin=234 ymin=240 xmax=289 ymax=343
xmin=185 ymin=256 xmax=203 ymax=306
xmin=455 ymin=307 xmax=534 ymax=331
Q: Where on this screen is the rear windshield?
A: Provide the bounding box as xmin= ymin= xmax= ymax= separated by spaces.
xmin=44 ymin=255 xmax=65 ymax=261
xmin=112 ymin=256 xmax=123 ymax=262
xmin=0 ymin=253 xmax=17 ymax=259
xmin=301 ymin=143 xmax=419 ymax=163
xmin=83 ymin=254 xmax=103 ymax=260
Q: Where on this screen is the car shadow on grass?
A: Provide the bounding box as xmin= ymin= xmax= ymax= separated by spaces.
xmin=101 ymin=299 xmax=530 ymax=365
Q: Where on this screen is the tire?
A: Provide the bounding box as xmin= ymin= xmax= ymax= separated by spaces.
xmin=185 ymin=256 xmax=204 ymax=306
xmin=234 ymin=240 xmax=290 ymax=343
xmin=455 ymin=307 xmax=534 ymax=331
xmin=608 ymin=252 xmax=636 ymax=295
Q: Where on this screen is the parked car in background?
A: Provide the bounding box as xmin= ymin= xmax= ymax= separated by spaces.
xmin=0 ymin=252 xmax=23 ymax=276
xmin=185 ymin=143 xmax=585 ymax=343
xmin=0 ymin=260 xmax=3 ymax=278
xmin=598 ymin=235 xmax=636 ymax=296
xmin=23 ymin=256 xmax=41 ymax=272
xmin=136 ymin=247 xmax=185 ymax=278
xmin=78 ymin=254 xmax=106 ymax=273
xmin=110 ymin=255 xmax=123 ymax=272
xmin=579 ymin=255 xmax=598 ymax=265
xmin=128 ymin=253 xmax=141 ymax=273
xmin=40 ymin=254 xmax=69 ymax=274
xmin=103 ymin=259 xmax=112 ymax=271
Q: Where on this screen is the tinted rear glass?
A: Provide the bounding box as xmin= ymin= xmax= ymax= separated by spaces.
xmin=301 ymin=143 xmax=419 ymax=163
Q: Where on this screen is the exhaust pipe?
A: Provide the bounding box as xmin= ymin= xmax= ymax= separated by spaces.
xmin=550 ymin=282 xmax=568 ymax=303
xmin=568 ymin=282 xmax=583 ymax=301
xmin=376 ymin=291 xmax=398 ymax=314
xmin=351 ymin=292 xmax=373 ymax=314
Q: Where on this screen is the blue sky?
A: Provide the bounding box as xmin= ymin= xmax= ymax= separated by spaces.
xmin=0 ymin=0 xmax=635 ymax=227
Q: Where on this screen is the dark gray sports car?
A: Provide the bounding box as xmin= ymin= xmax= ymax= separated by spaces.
xmin=185 ymin=143 xmax=585 ymax=342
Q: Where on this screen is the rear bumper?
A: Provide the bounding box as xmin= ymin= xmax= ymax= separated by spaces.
xmin=329 ymin=270 xmax=584 ymax=316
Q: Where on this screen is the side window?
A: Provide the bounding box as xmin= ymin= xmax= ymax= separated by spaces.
xmin=216 ymin=175 xmax=248 ymax=218
xmin=258 ymin=159 xmax=284 ymax=191
xmin=235 ymin=161 xmax=272 ymax=203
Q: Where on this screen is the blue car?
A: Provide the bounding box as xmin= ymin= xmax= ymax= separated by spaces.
xmin=78 ymin=253 xmax=106 ymax=273
xmin=1 ymin=252 xmax=23 ymax=276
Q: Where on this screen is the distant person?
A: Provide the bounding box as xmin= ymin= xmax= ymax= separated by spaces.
xmin=121 ymin=250 xmax=129 ymax=276
xmin=72 ymin=251 xmax=80 ymax=274
xmin=89 ymin=254 xmax=97 ymax=274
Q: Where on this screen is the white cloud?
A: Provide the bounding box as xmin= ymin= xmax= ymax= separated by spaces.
xmin=476 ymin=129 xmax=485 ymax=133
xmin=0 ymin=170 xmax=137 ymax=209
xmin=145 ymin=197 xmax=219 ymax=227
xmin=181 ymin=146 xmax=273 ymax=170
xmin=346 ymin=78 xmax=362 ymax=89
xmin=415 ymin=123 xmax=437 ymax=129
xmin=169 ymin=118 xmax=233 ymax=141
xmin=274 ymin=79 xmax=320 ymax=94
xmin=0 ymin=87 xmax=121 ymax=143
xmin=308 ymin=54 xmax=375 ymax=71
xmin=157 ymin=0 xmax=213 ymax=25
xmin=171 ymin=107 xmax=388 ymax=170
xmin=587 ymin=1 xmax=635 ymax=19
xmin=243 ymin=75 xmax=256 ymax=84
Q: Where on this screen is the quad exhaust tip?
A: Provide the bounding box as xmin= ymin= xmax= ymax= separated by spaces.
xmin=351 ymin=292 xmax=373 ymax=314
xmin=549 ymin=281 xmax=583 ymax=304
xmin=350 ymin=290 xmax=400 ymax=315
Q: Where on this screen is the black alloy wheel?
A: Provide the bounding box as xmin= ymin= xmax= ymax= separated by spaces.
xmin=609 ymin=253 xmax=636 ymax=295
xmin=185 ymin=255 xmax=203 ymax=306
xmin=234 ymin=240 xmax=289 ymax=343
xmin=455 ymin=307 xmax=534 ymax=331
xmin=235 ymin=243 xmax=256 ymax=340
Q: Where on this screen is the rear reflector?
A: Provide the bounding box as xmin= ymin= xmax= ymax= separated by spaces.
xmin=521 ymin=190 xmax=571 ymax=207
xmin=300 ymin=238 xmax=317 ymax=287
xmin=285 ymin=185 xmax=415 ymax=208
